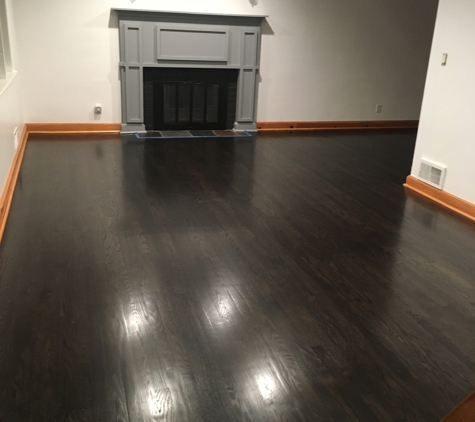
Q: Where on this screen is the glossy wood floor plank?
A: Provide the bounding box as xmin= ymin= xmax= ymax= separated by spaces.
xmin=0 ymin=131 xmax=474 ymax=421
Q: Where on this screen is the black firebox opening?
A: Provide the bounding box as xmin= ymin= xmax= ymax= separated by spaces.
xmin=143 ymin=68 xmax=239 ymax=131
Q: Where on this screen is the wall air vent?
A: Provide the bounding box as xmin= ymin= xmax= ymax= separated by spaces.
xmin=418 ymin=158 xmax=447 ymax=190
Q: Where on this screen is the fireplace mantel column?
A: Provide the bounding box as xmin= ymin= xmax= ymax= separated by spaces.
xmin=113 ymin=9 xmax=267 ymax=133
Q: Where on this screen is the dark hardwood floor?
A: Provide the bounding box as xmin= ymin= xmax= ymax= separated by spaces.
xmin=0 ymin=130 xmax=474 ymax=422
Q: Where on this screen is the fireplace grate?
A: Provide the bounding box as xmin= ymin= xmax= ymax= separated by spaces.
xmin=144 ymin=68 xmax=239 ymax=131
xmin=162 ymin=82 xmax=220 ymax=126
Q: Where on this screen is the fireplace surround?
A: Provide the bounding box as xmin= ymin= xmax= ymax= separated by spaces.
xmin=113 ymin=9 xmax=267 ymax=133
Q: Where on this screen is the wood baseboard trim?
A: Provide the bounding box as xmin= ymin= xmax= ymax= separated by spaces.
xmin=441 ymin=391 xmax=475 ymax=421
xmin=404 ymin=175 xmax=475 ymax=223
xmin=256 ymin=120 xmax=419 ymax=131
xmin=1 ymin=122 xmax=124 ymax=242
xmin=0 ymin=125 xmax=29 ymax=242
xmin=27 ymin=123 xmax=121 ymax=135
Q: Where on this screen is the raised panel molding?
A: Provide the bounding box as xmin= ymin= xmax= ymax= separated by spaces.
xmin=115 ymin=9 xmax=266 ymax=133
xmin=156 ymin=26 xmax=229 ymax=62
xmin=237 ymin=69 xmax=256 ymax=122
xmin=124 ymin=24 xmax=142 ymax=64
xmin=125 ymin=66 xmax=143 ymax=123
xmin=242 ymin=30 xmax=258 ymax=67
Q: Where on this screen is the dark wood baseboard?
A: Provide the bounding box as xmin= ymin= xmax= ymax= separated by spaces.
xmin=441 ymin=392 xmax=475 ymax=421
xmin=257 ymin=120 xmax=419 ymax=131
xmin=27 ymin=123 xmax=121 ymax=134
xmin=404 ymin=175 xmax=475 ymax=223
xmin=0 ymin=125 xmax=29 ymax=242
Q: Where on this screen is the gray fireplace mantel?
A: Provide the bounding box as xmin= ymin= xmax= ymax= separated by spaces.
xmin=113 ymin=9 xmax=267 ymax=133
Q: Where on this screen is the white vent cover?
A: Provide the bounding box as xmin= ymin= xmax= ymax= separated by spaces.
xmin=418 ymin=158 xmax=447 ymax=190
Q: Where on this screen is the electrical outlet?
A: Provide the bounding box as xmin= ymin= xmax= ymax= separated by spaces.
xmin=376 ymin=104 xmax=383 ymax=114
xmin=94 ymin=103 xmax=102 ymax=114
xmin=13 ymin=127 xmax=18 ymax=151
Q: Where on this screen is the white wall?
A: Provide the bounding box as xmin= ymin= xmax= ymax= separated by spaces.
xmin=12 ymin=0 xmax=438 ymax=123
xmin=0 ymin=76 xmax=23 ymax=194
xmin=0 ymin=0 xmax=24 ymax=196
xmin=411 ymin=0 xmax=475 ymax=204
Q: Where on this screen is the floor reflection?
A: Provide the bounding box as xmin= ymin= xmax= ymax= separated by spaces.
xmin=119 ymin=132 xmax=416 ymax=420
xmin=147 ymin=387 xmax=172 ymax=420
xmin=255 ymin=373 xmax=279 ymax=403
xmin=119 ymin=137 xmax=256 ymax=234
xmin=125 ymin=306 xmax=148 ymax=337
xmin=4 ymin=133 xmax=473 ymax=420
